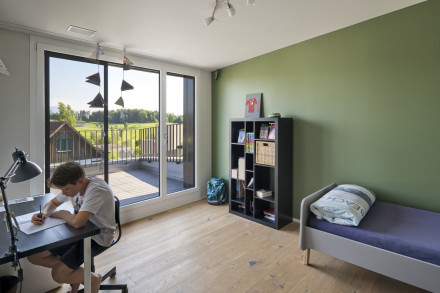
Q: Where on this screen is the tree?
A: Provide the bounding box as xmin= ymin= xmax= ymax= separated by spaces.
xmin=174 ymin=116 xmax=183 ymax=124
xmin=57 ymin=102 xmax=76 ymax=126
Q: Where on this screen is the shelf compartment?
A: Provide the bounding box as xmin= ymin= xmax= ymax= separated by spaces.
xmin=254 ymin=165 xmax=274 ymax=191
xmin=230 ymin=201 xmax=246 ymax=214
xmin=255 ymin=141 xmax=275 ymax=166
xmin=231 ymin=122 xmax=245 ymax=144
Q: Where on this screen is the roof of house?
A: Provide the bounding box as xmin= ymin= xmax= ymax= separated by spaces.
xmin=49 ymin=121 xmax=103 ymax=155
xmin=49 ymin=121 xmax=66 ymax=136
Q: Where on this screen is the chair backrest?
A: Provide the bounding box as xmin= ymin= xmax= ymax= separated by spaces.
xmin=112 ymin=196 xmax=122 ymax=246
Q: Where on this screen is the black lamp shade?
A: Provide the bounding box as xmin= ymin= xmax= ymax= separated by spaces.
xmin=10 ymin=160 xmax=42 ymax=183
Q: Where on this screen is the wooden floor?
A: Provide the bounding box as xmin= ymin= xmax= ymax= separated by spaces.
xmin=49 ymin=200 xmax=427 ymax=293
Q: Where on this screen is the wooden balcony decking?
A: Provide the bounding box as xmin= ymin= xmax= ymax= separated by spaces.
xmin=98 ymin=162 xmax=187 ymax=206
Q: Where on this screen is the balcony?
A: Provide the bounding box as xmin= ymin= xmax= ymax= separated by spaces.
xmin=49 ymin=123 xmax=188 ymax=205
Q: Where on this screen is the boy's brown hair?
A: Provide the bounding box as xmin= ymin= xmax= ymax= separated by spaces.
xmin=48 ymin=162 xmax=85 ymax=188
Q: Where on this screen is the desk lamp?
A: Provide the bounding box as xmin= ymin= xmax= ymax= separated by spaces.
xmin=0 ymin=148 xmax=42 ymax=268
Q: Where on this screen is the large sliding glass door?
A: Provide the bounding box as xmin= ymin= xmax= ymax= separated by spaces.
xmin=45 ymin=52 xmax=196 ymax=205
xmin=45 ymin=52 xmax=106 ymax=189
xmin=105 ymin=63 xmax=161 ymax=204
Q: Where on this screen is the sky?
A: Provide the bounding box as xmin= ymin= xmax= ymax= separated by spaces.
xmin=49 ymin=57 xmax=184 ymax=115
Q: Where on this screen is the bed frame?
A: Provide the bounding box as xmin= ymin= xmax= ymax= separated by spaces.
xmin=299 ymin=183 xmax=440 ymax=293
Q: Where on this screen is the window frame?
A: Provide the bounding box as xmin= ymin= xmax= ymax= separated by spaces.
xmin=31 ymin=38 xmax=208 ymax=222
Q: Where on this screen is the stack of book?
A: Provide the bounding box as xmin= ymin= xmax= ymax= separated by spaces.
xmin=256 ymin=189 xmax=272 ymax=198
xmin=263 ymin=208 xmax=275 ymax=222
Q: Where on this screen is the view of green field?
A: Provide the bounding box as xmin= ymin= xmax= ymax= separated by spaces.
xmin=74 ymin=122 xmax=156 ymax=132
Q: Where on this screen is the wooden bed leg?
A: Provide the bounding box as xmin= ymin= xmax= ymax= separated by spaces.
xmin=303 ymin=248 xmax=310 ymax=265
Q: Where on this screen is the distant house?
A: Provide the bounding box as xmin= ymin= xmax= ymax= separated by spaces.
xmin=49 ymin=121 xmax=102 ymax=165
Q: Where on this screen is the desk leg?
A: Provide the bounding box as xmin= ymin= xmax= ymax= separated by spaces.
xmin=83 ymin=236 xmax=91 ymax=293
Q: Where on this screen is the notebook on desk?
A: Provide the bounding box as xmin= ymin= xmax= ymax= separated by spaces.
xmin=11 ymin=202 xmax=74 ymax=235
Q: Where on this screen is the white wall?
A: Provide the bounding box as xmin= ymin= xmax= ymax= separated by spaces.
xmin=0 ymin=28 xmax=34 ymax=199
xmin=1 ymin=27 xmax=212 ymax=223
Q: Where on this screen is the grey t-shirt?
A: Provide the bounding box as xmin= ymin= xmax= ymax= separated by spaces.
xmin=56 ymin=177 xmax=116 ymax=247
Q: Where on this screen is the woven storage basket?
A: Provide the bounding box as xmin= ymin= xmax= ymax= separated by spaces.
xmin=256 ymin=141 xmax=275 ymax=166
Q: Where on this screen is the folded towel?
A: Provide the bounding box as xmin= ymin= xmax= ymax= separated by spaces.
xmin=310 ymin=184 xmax=376 ymax=226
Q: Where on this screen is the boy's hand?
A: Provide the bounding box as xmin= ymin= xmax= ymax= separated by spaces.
xmin=31 ymin=213 xmax=46 ymax=225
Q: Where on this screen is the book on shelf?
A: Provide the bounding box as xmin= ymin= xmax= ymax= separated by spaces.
xmin=263 ymin=208 xmax=274 ymax=215
xmin=237 ymin=180 xmax=245 ymax=199
xmin=264 ymin=215 xmax=275 ymax=222
xmin=256 ymin=189 xmax=273 ymax=198
xmin=259 ymin=124 xmax=269 ymax=139
xmin=263 ymin=208 xmax=275 ymax=221
xmin=268 ymin=123 xmax=276 ymax=140
xmin=237 ymin=129 xmax=246 ymax=144
xmin=238 ymin=157 xmax=245 ymax=180
xmin=246 ymin=132 xmax=254 ymax=153
xmin=231 ymin=169 xmax=238 ymax=179
xmin=247 ymin=177 xmax=254 ymax=188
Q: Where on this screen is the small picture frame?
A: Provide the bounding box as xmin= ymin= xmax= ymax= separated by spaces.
xmin=245 ymin=93 xmax=262 ymax=118
xmin=237 ymin=129 xmax=246 ymax=144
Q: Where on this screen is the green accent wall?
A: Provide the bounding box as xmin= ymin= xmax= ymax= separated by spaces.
xmin=212 ymin=1 xmax=440 ymax=219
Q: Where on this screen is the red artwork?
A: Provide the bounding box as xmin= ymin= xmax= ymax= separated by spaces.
xmin=245 ymin=93 xmax=262 ymax=118
xmin=246 ymin=98 xmax=257 ymax=113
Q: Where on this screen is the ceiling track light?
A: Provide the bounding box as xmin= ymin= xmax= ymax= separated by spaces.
xmin=205 ymin=0 xmax=255 ymax=26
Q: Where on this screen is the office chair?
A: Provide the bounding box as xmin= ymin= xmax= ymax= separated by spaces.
xmin=79 ymin=196 xmax=128 ymax=293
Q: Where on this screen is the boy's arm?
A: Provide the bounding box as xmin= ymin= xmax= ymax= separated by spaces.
xmin=50 ymin=210 xmax=91 ymax=228
xmin=44 ymin=197 xmax=61 ymax=214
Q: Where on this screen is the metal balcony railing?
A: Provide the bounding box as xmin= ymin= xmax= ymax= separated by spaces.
xmin=49 ymin=123 xmax=183 ymax=169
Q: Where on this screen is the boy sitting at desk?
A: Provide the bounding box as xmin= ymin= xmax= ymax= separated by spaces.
xmin=28 ymin=162 xmax=116 ymax=293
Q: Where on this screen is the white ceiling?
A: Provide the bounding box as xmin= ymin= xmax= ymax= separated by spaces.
xmin=0 ymin=0 xmax=425 ymax=71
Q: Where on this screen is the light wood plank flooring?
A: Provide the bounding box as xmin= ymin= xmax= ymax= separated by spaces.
xmin=49 ymin=200 xmax=427 ymax=293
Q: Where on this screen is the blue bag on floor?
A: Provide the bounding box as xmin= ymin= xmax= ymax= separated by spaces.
xmin=207 ymin=178 xmax=228 ymax=205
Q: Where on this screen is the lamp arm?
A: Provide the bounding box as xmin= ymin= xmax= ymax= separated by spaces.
xmin=2 ymin=159 xmax=21 ymax=185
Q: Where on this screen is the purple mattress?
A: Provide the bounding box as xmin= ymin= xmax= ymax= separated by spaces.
xmin=307 ymin=201 xmax=440 ymax=266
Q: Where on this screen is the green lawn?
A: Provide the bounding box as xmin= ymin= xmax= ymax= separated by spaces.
xmin=75 ymin=122 xmax=157 ymax=132
xmin=73 ymin=122 xmax=158 ymax=147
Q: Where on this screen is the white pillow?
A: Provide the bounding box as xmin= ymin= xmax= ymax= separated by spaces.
xmin=310 ymin=184 xmax=376 ymax=226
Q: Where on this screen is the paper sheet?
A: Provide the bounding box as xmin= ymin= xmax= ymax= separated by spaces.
xmin=12 ymin=203 xmax=74 ymax=235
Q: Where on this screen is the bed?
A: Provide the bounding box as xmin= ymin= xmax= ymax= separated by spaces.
xmin=299 ymin=183 xmax=440 ymax=293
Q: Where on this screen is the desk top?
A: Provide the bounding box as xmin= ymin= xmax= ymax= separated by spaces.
xmin=0 ymin=194 xmax=100 ymax=265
